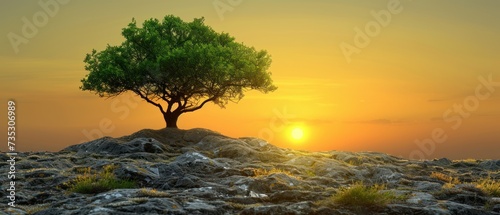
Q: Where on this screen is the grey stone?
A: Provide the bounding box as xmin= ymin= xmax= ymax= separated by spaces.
xmin=449 ymin=194 xmax=489 ymax=206
xmin=371 ymin=167 xmax=402 ymax=184
xmin=183 ymin=128 xmax=222 ymax=143
xmin=479 ymin=160 xmax=500 ymax=171
xmin=114 ymin=164 xmax=160 ymax=185
xmin=433 ymin=158 xmax=453 ymax=166
xmin=445 ymin=201 xmax=492 ymax=215
xmin=64 ymin=137 xmax=166 ymax=155
xmin=174 ymin=175 xmax=200 ymax=188
xmin=386 ymin=204 xmax=449 ymax=215
xmin=7 ymin=128 xmax=498 ymax=215
xmin=493 ymin=204 xmax=500 ymax=213
xmin=406 ymin=192 xmax=437 ymax=205
xmin=414 ymin=181 xmax=442 ymax=192
xmin=240 ymin=205 xmax=298 ymax=215
xmin=269 ymin=190 xmax=322 ymax=203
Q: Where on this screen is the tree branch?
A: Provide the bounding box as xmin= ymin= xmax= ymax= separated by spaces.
xmin=182 ymin=97 xmax=215 ymax=113
xmin=134 ymin=90 xmax=165 ymax=114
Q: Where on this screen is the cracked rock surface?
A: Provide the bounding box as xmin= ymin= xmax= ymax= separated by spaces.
xmin=1 ymin=128 xmax=499 ymax=214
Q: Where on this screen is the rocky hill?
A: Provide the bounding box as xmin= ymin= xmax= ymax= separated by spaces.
xmin=1 ymin=128 xmax=499 ymax=214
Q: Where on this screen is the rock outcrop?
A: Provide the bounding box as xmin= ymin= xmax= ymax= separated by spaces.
xmin=1 ymin=128 xmax=499 ymax=214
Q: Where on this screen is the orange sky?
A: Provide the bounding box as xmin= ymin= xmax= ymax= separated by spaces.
xmin=1 ymin=0 xmax=499 ymax=159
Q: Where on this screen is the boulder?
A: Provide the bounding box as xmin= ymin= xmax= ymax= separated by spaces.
xmin=414 ymin=181 xmax=442 ymax=192
xmin=114 ymin=163 xmax=160 ymax=185
xmin=6 ymin=128 xmax=499 ymax=214
xmin=406 ymin=192 xmax=437 ymax=205
xmin=445 ymin=201 xmax=492 ymax=215
xmin=479 ymin=160 xmax=500 ymax=171
xmin=64 ymin=137 xmax=166 ymax=155
xmin=385 ymin=204 xmax=449 ymax=215
xmin=240 ymin=205 xmax=298 ymax=215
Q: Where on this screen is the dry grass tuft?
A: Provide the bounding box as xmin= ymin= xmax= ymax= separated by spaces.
xmin=318 ymin=182 xmax=398 ymax=209
xmin=137 ymin=188 xmax=170 ymax=197
xmin=253 ymin=168 xmax=301 ymax=180
xmin=17 ymin=204 xmax=50 ymax=214
xmin=475 ymin=177 xmax=500 ymax=197
xmin=430 ymin=172 xmax=459 ymax=184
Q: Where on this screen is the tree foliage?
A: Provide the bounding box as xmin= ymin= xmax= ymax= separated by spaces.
xmin=81 ymin=15 xmax=276 ymax=128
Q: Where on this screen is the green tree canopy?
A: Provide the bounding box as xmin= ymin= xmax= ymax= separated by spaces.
xmin=81 ymin=15 xmax=276 ymax=128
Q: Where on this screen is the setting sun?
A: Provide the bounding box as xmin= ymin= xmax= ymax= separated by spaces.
xmin=291 ymin=127 xmax=304 ymax=140
xmin=1 ymin=1 xmax=499 ymax=160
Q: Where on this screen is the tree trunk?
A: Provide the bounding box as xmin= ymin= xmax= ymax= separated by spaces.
xmin=163 ymin=112 xmax=180 ymax=128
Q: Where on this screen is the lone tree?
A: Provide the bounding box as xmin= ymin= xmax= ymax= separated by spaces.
xmin=81 ymin=15 xmax=276 ymax=128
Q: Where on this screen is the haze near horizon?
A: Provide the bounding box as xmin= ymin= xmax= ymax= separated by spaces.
xmin=1 ymin=0 xmax=499 ymax=159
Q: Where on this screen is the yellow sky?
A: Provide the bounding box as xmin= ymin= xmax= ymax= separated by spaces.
xmin=1 ymin=0 xmax=499 ymax=159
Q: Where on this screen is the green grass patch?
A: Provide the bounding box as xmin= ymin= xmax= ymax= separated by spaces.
xmin=65 ymin=165 xmax=136 ymax=194
xmin=328 ymin=183 xmax=397 ymax=209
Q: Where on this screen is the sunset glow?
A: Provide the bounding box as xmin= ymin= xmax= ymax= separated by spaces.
xmin=1 ymin=1 xmax=499 ymax=159
xmin=291 ymin=127 xmax=304 ymax=141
